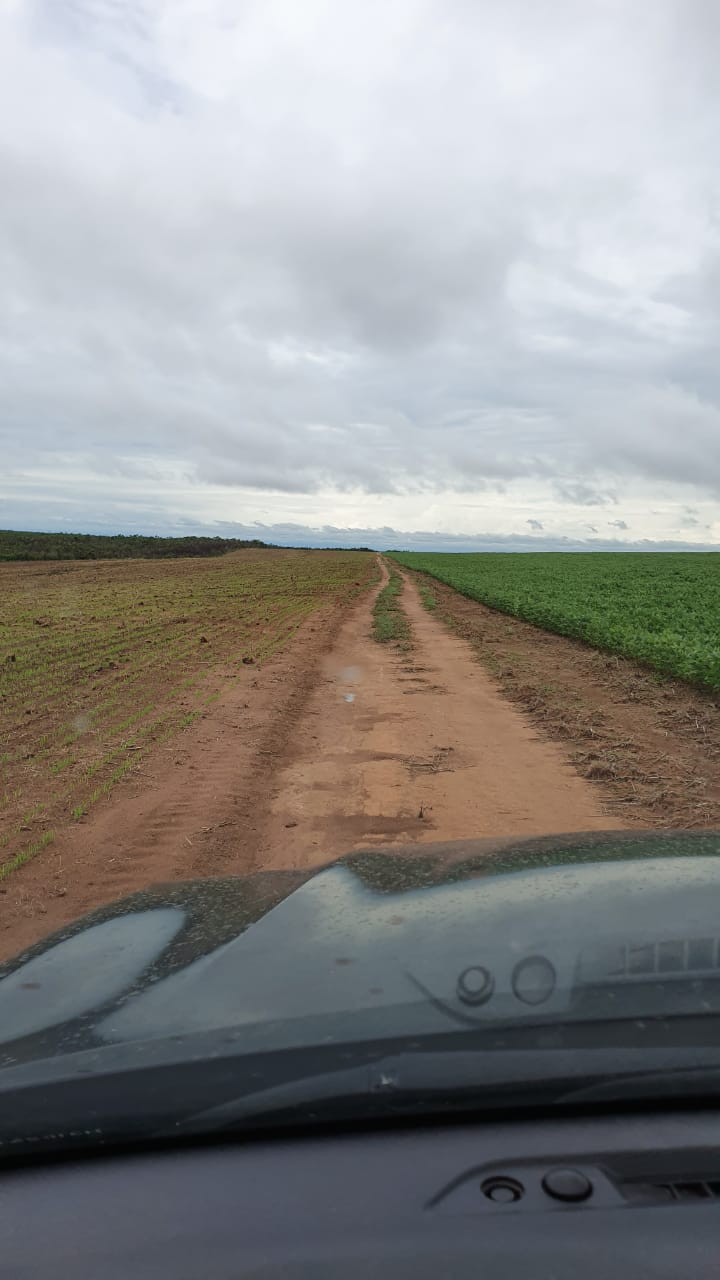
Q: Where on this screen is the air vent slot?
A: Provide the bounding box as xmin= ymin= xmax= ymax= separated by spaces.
xmin=607 ymin=938 xmax=720 ymax=979
xmin=622 ymin=1178 xmax=720 ymax=1205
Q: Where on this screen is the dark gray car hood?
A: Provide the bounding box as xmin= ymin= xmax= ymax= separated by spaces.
xmin=3 ymin=829 xmax=720 ymax=1067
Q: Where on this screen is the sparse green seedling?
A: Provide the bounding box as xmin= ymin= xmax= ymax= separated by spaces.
xmin=372 ymin=568 xmax=412 ymax=649
xmin=0 ymin=829 xmax=56 ymax=880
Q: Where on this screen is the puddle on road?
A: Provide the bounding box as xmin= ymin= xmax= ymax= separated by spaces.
xmin=334 ymin=663 xmax=364 ymax=706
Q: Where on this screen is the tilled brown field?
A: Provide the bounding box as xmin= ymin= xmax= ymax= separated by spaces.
xmin=0 ymin=549 xmax=372 ymax=883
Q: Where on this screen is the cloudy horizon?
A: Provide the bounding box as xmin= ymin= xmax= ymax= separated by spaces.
xmin=3 ymin=0 xmax=720 ymax=548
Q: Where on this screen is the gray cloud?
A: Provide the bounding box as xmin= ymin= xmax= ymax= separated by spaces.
xmin=3 ymin=1 xmax=720 ymax=538
xmin=527 ymin=519 xmax=544 ymax=531
xmin=608 ymin=519 xmax=630 ymax=530
xmin=555 ymin=483 xmax=617 ymax=507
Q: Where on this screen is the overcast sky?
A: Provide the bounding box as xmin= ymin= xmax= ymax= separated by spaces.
xmin=2 ymin=0 xmax=720 ymax=549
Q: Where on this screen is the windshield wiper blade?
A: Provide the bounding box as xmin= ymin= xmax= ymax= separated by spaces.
xmin=160 ymin=1062 xmax=380 ymax=1136
xmin=5 ymin=1035 xmax=720 ymax=1160
xmin=158 ymin=1047 xmax=720 ymax=1139
xmin=558 ymin=1065 xmax=720 ymax=1105
xmin=147 ymin=1049 xmax=650 ymax=1141
xmin=157 ymin=1051 xmax=567 ymax=1138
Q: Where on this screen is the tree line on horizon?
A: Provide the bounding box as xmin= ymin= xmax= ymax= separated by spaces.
xmin=0 ymin=529 xmax=271 ymax=562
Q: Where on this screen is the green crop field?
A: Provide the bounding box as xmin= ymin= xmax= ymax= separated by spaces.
xmin=0 ymin=549 xmax=372 ymax=879
xmin=390 ymin=552 xmax=720 ymax=691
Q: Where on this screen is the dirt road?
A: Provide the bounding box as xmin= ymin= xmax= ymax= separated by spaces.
xmin=256 ymin=562 xmax=616 ymax=870
xmin=1 ymin=559 xmax=620 ymax=958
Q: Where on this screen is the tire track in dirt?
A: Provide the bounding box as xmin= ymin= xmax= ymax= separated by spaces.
xmin=256 ymin=559 xmax=623 ymax=871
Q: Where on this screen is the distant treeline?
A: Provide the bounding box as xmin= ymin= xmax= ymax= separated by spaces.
xmin=0 ymin=530 xmax=270 ymax=562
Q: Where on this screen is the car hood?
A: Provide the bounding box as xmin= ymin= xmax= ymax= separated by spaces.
xmin=3 ymin=829 xmax=720 ymax=1066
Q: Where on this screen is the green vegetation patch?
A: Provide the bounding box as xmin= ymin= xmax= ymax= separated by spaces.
xmin=372 ymin=568 xmax=412 ymax=649
xmin=0 ymin=530 xmax=270 ymax=562
xmin=417 ymin=583 xmax=437 ymax=612
xmin=391 ymin=551 xmax=720 ymax=691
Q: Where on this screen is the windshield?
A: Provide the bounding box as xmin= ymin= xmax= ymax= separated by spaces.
xmin=2 ymin=1 xmax=720 ymax=1158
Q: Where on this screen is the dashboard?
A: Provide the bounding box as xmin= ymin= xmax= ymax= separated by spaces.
xmin=4 ymin=1108 xmax=720 ymax=1278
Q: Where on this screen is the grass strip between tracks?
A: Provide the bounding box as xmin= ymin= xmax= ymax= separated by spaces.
xmin=372 ymin=568 xmax=412 ymax=650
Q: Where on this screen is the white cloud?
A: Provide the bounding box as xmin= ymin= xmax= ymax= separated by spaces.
xmin=2 ymin=0 xmax=720 ymax=543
